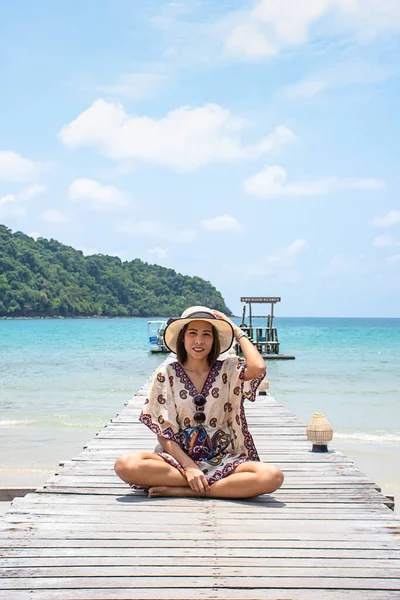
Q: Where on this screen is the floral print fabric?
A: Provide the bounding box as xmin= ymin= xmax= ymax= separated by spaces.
xmin=139 ymin=356 xmax=265 ymax=484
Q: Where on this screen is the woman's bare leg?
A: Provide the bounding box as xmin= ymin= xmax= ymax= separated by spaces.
xmin=148 ymin=461 xmax=284 ymax=499
xmin=114 ymin=452 xmax=189 ymax=488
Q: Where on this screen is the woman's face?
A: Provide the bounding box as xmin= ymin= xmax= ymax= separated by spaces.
xmin=183 ymin=320 xmax=214 ymax=362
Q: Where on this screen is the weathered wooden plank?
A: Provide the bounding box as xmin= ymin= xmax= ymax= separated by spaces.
xmin=0 ymin=521 xmax=399 ymax=543
xmin=43 ymin=469 xmax=378 ymax=480
xmin=1 ymin=536 xmax=399 ymax=549
xmin=73 ymin=444 xmax=351 ymax=454
xmin=26 ymin=487 xmax=393 ymax=502
xmin=53 ymin=461 xmax=372 ymax=474
xmin=11 ymin=494 xmax=390 ymax=509
xmin=2 ymin=548 xmax=399 ymax=560
xmin=1 ymin=556 xmax=399 ymax=568
xmin=2 ymin=565 xmax=400 ymax=578
xmin=67 ymin=453 xmax=356 ymax=463
xmin=7 ymin=509 xmax=392 ymax=521
xmin=44 ymin=470 xmax=376 ymax=489
xmin=1 ymin=536 xmax=399 ymax=548
xmin=97 ymin=427 xmax=309 ymax=434
xmin=111 ymin=417 xmax=303 ymax=424
xmin=1 ymin=575 xmax=400 ymax=590
xmin=57 ymin=460 xmax=357 ymax=470
xmin=38 ymin=472 xmax=380 ymax=485
xmin=5 ymin=513 xmax=399 ymax=528
xmin=113 ymin=409 xmax=301 ymax=415
xmin=0 ymin=589 xmax=399 ymax=599
xmin=8 ymin=496 xmax=390 ymax=509
xmin=84 ymin=440 xmax=314 ymax=447
xmin=2 ymin=515 xmax=399 ymax=528
xmin=40 ymin=474 xmax=379 ymax=486
xmin=6 ymin=508 xmax=393 ymax=520
xmin=1 ymin=495 xmax=394 ymax=511
xmin=66 ymin=458 xmax=352 ymax=466
xmin=52 ymin=467 xmax=370 ymax=479
xmin=6 ymin=503 xmax=391 ymax=517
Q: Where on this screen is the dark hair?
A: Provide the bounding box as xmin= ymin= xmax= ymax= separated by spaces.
xmin=176 ymin=322 xmax=221 ymax=367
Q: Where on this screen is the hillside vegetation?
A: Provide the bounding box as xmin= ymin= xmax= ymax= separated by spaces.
xmin=0 ymin=224 xmax=231 ymax=317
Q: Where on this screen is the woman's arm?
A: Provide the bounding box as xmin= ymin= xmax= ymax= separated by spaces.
xmin=212 ymin=310 xmax=266 ymax=381
xmin=157 ymin=436 xmax=210 ymax=494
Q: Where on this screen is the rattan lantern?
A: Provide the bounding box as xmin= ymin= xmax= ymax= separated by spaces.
xmin=306 ymin=413 xmax=333 ymax=453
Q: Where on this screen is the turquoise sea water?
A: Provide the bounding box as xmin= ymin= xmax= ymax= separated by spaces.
xmin=0 ymin=317 xmax=399 ymax=485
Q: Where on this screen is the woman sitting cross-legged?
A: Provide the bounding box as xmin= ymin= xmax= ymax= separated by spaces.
xmin=114 ymin=306 xmax=284 ymax=498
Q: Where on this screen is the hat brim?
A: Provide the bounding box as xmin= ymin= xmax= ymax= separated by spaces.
xmin=164 ymin=315 xmax=234 ymax=355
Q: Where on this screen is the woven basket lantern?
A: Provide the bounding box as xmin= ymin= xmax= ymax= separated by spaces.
xmin=306 ymin=413 xmax=333 ymax=453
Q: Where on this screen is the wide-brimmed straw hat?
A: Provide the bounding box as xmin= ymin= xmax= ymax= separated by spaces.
xmin=164 ymin=306 xmax=234 ymax=354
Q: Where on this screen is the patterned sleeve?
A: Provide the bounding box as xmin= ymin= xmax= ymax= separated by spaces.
xmin=225 ymin=355 xmax=265 ymax=403
xmin=139 ymin=366 xmax=180 ymax=442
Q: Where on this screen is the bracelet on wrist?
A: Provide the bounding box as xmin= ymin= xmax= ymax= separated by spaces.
xmin=235 ymin=331 xmax=248 ymax=342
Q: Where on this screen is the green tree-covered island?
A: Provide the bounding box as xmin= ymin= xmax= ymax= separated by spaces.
xmin=0 ymin=224 xmax=231 ymax=317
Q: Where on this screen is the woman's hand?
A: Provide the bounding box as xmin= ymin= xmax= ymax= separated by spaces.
xmin=184 ymin=466 xmax=211 ymax=494
xmin=213 ymin=310 xmax=266 ymax=380
xmin=211 ymin=309 xmax=241 ymax=336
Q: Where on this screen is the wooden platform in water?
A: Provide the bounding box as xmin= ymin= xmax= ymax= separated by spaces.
xmin=260 ymin=353 xmax=295 ymax=360
xmin=1 ymin=358 xmax=399 ymax=599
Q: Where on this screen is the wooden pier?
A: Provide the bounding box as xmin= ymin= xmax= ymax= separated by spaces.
xmin=239 ymin=297 xmax=295 ymax=360
xmin=1 ymin=358 xmax=399 ymax=599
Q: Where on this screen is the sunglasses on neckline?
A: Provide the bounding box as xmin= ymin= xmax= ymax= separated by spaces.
xmin=193 ymin=393 xmax=206 ymax=423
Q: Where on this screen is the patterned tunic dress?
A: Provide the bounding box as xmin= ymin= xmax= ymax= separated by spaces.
xmin=139 ymin=355 xmax=265 ymax=485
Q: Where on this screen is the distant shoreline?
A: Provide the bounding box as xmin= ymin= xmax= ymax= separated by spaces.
xmin=0 ymin=314 xmax=237 ymax=320
xmin=1 ymin=315 xmax=398 ymax=320
xmin=0 ymin=315 xmax=143 ymax=320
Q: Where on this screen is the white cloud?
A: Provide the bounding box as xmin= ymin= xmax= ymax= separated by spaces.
xmin=201 ymin=214 xmax=241 ymax=232
xmin=41 ymin=209 xmax=69 ymax=224
xmin=244 ymin=165 xmax=385 ymax=197
xmin=148 ymin=247 xmax=169 ymax=261
xmin=320 ymin=253 xmax=363 ymax=277
xmin=285 ymin=79 xmax=329 ymax=99
xmin=174 ymin=229 xmax=197 ymax=243
xmin=284 ymin=61 xmax=398 ymax=99
xmin=349 ymin=179 xmax=385 ymax=191
xmin=69 ymin=178 xmax=126 ymax=209
xmin=0 ymin=151 xmax=44 ymax=182
xmin=373 ymin=234 xmax=400 ymax=247
xmin=0 ymin=194 xmax=26 ymax=218
xmin=224 ymin=0 xmax=344 ymax=59
xmin=0 ymin=193 xmax=15 ymax=207
xmin=248 ymin=238 xmax=308 ymax=279
xmin=117 ymin=220 xmax=197 ymax=243
xmin=58 ymin=99 xmax=295 ymax=171
xmin=18 ymin=184 xmax=47 ymax=200
xmin=386 ymin=255 xmax=400 ymax=264
xmin=0 ymin=184 xmax=47 ymax=219
xmin=372 ymin=210 xmax=400 ymax=228
xmin=96 ymin=72 xmax=165 ymax=100
xmin=223 ymin=0 xmax=400 ymax=60
xmin=339 ymin=0 xmax=400 ymax=42
xmin=225 ymin=22 xmax=278 ymax=59
xmin=285 ymin=239 xmax=309 ymax=257
xmin=118 ymin=220 xmax=163 ymax=237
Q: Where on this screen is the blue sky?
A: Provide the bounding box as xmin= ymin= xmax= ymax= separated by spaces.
xmin=1 ymin=0 xmax=399 ymax=317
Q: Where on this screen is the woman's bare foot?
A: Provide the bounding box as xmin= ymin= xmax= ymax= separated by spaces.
xmin=148 ymin=486 xmax=206 ymax=498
